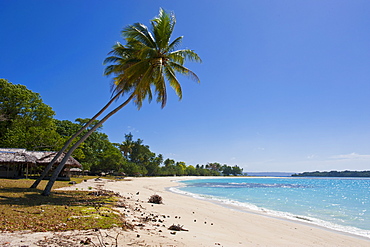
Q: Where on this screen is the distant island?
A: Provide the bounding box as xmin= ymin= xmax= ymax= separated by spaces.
xmin=292 ymin=170 xmax=370 ymax=177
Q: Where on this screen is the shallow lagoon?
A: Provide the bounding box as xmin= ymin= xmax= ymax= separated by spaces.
xmin=174 ymin=177 xmax=370 ymax=238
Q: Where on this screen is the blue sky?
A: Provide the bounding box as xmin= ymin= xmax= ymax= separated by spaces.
xmin=1 ymin=0 xmax=370 ymax=172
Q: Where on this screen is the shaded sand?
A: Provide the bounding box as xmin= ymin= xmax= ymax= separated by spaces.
xmin=1 ymin=177 xmax=370 ymax=246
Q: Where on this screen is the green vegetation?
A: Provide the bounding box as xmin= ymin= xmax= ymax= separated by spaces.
xmin=0 ymin=79 xmax=243 ymax=178
xmin=292 ymin=170 xmax=370 ymax=177
xmin=0 ymin=79 xmax=60 ymax=151
xmin=0 ymin=178 xmax=126 ymax=232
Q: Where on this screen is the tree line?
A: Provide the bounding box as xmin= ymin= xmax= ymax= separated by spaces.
xmin=292 ymin=170 xmax=370 ymax=177
xmin=0 ymin=79 xmax=243 ymax=177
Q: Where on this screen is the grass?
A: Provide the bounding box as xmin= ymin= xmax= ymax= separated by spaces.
xmin=0 ymin=177 xmax=127 ymax=232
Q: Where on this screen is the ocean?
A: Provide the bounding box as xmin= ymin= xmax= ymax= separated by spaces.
xmin=171 ymin=177 xmax=370 ymax=239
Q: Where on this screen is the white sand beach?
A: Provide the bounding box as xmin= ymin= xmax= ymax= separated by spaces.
xmin=1 ymin=177 xmax=370 ymax=247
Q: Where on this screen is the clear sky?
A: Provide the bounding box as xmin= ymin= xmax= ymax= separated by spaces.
xmin=1 ymin=0 xmax=370 ymax=173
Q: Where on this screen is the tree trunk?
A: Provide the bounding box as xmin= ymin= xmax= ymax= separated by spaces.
xmin=30 ymin=90 xmax=123 ymax=188
xmin=41 ymin=93 xmax=134 ymax=196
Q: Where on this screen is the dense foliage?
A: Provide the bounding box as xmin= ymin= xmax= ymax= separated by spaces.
xmin=1 ymin=79 xmax=243 ymax=177
xmin=0 ymin=79 xmax=60 ymax=150
xmin=292 ymin=170 xmax=370 ymax=177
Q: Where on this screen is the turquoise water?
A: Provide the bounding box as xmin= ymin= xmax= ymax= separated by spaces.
xmin=173 ymin=177 xmax=370 ymax=238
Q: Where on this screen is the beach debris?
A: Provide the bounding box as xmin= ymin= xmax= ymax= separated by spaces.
xmin=295 ymin=216 xmax=312 ymax=222
xmin=168 ymin=224 xmax=188 ymax=231
xmin=80 ymin=237 xmax=91 ymax=245
xmin=148 ymin=194 xmax=163 ymax=204
xmin=116 ymin=201 xmax=127 ymax=208
xmin=88 ymin=189 xmax=121 ymax=197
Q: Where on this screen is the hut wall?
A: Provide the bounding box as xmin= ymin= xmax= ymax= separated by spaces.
xmin=0 ymin=164 xmax=18 ymax=178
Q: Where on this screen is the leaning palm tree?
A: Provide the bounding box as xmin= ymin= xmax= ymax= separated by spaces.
xmin=30 ymin=89 xmax=124 ymax=188
xmin=41 ymin=8 xmax=201 ymax=196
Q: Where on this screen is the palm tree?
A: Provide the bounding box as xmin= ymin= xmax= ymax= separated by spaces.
xmin=120 ymin=133 xmax=134 ymax=159
xmin=30 ymin=89 xmax=124 ymax=188
xmin=41 ymin=8 xmax=201 ymax=196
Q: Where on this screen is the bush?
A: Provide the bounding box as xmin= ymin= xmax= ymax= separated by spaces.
xmin=148 ymin=194 xmax=163 ymax=204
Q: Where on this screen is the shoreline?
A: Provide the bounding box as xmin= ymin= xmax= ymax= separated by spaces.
xmin=169 ymin=176 xmax=370 ymax=241
xmin=1 ymin=176 xmax=370 ymax=246
xmin=104 ymin=176 xmax=370 ymax=246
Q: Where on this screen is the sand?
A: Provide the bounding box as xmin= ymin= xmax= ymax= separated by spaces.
xmin=1 ymin=177 xmax=369 ymax=247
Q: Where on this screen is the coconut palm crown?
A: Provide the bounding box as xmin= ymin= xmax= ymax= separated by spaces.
xmin=104 ymin=8 xmax=202 ymax=108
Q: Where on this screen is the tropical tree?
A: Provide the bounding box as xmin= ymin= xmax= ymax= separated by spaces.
xmin=185 ymin=165 xmax=197 ymax=176
xmin=41 ymin=8 xmax=201 ymax=195
xmin=231 ymin=165 xmax=243 ymax=176
xmin=206 ymin=162 xmax=222 ymax=173
xmin=0 ymin=79 xmax=59 ymax=150
xmin=119 ymin=133 xmax=135 ymax=159
xmin=90 ymin=143 xmax=124 ymax=174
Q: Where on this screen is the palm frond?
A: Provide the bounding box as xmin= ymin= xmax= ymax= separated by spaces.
xmin=168 ymin=61 xmax=200 ymax=83
xmin=155 ymin=77 xmax=167 ymax=108
xmin=122 ymin=23 xmax=156 ymax=49
xmin=167 ymin=36 xmax=183 ymax=53
xmin=132 ymin=65 xmax=155 ymax=108
xmin=170 ymin=49 xmax=202 ymax=63
xmin=168 ymin=52 xmax=185 ymax=65
xmin=151 ymin=8 xmax=176 ymax=51
xmin=164 ymin=66 xmax=182 ymax=100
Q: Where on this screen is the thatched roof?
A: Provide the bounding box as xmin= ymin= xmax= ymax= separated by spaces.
xmin=0 ymin=151 xmax=37 ymax=164
xmin=35 ymin=152 xmax=82 ymax=168
xmin=0 ymin=148 xmax=26 ymax=153
xmin=0 ymin=149 xmax=82 ymax=168
xmin=69 ymin=168 xmax=82 ymax=172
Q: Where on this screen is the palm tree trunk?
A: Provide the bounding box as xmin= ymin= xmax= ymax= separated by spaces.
xmin=41 ymin=93 xmax=134 ymax=196
xmin=30 ymin=90 xmax=123 ymax=188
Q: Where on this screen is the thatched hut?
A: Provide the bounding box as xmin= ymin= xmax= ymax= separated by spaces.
xmin=0 ymin=150 xmax=37 ymax=178
xmin=0 ymin=148 xmax=82 ymax=179
xmin=33 ymin=152 xmax=82 ymax=179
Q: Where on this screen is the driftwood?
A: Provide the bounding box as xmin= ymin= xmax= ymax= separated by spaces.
xmin=168 ymin=224 xmax=188 ymax=231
